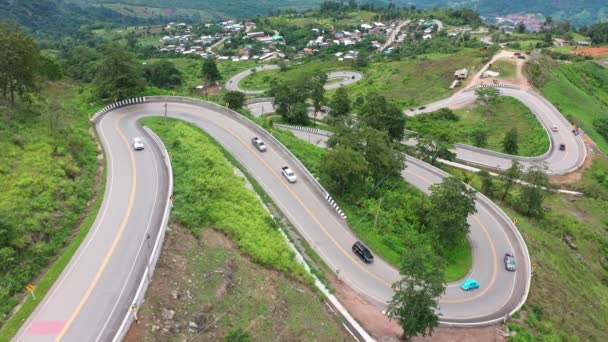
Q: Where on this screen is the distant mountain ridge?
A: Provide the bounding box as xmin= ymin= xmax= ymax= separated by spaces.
xmin=84 ymin=0 xmax=607 ymax=26
xmin=405 ymin=0 xmax=607 ymax=27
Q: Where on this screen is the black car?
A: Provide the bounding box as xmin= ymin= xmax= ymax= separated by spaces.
xmin=352 ymin=241 xmax=374 ymax=264
xmin=559 ymin=143 xmax=566 ymax=151
xmin=418 ymin=106 xmax=426 ymax=110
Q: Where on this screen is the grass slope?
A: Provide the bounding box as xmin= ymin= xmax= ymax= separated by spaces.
xmin=407 ymin=96 xmax=550 ymax=156
xmin=142 ymin=118 xmax=305 ymax=276
xmin=541 ymin=61 xmax=608 ymax=154
xmin=126 ymin=118 xmax=347 ymax=340
xmin=239 ymin=60 xmax=350 ymax=91
xmin=346 ymin=51 xmax=484 ymax=108
xmin=0 ymin=82 xmax=98 ymax=329
xmin=270 ymin=128 xmax=471 ymax=282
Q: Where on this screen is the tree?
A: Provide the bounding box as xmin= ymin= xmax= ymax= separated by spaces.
xmin=425 ymin=177 xmax=477 ymax=249
xmin=330 ymin=86 xmax=351 ymax=117
xmin=416 ymin=132 xmax=456 ymax=165
xmin=270 ymin=77 xmax=310 ymax=124
xmin=358 ymin=92 xmax=406 ymax=141
xmin=515 ymin=21 xmax=526 ymax=34
xmin=201 ymin=58 xmax=221 ymax=85
xmin=502 ymin=128 xmax=519 ymax=154
xmin=329 ymin=125 xmax=405 ymax=187
xmin=354 ymin=49 xmax=369 ymax=68
xmin=144 ymin=60 xmax=182 ymax=88
xmin=0 ymin=22 xmax=39 ymax=104
xmin=223 ymin=91 xmax=246 ymax=110
xmin=310 ymin=70 xmax=328 ymax=122
xmin=520 ymin=163 xmax=553 ymax=218
xmin=475 ymin=87 xmax=499 ymax=106
xmin=501 ymin=160 xmax=522 ymax=201
xmin=320 ymin=145 xmax=368 ymax=196
xmin=478 ymin=170 xmax=495 ymax=196
xmin=94 ymin=45 xmax=145 ymax=100
xmin=471 ymin=129 xmax=488 ymax=148
xmin=285 ymin=102 xmax=309 ymax=125
xmin=523 ymin=56 xmax=551 ymax=88
xmin=387 ymin=241 xmax=446 ymax=341
xmin=39 ymin=54 xmax=63 ymax=81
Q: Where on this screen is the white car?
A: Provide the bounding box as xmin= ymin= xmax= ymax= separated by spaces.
xmin=281 ymin=166 xmax=297 ymax=183
xmin=132 ymin=137 xmax=144 ymax=151
xmin=550 ymin=125 xmax=558 ymax=132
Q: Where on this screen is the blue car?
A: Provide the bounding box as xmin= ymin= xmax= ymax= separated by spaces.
xmin=460 ymin=278 xmax=480 ymax=291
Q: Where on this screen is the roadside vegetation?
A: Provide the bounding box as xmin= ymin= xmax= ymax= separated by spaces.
xmin=538 ymin=60 xmax=608 ymax=154
xmin=334 ymin=51 xmax=485 ymax=108
xmin=0 ymin=22 xmax=101 ymax=332
xmin=142 ymin=118 xmax=305 ymax=277
xmin=239 ymin=60 xmax=346 ymax=91
xmin=407 ymin=96 xmax=550 ymax=156
xmin=270 ymin=128 xmax=472 ymax=283
xmin=440 ymin=156 xmax=608 ymax=341
xmin=128 ymin=118 xmax=347 ymax=340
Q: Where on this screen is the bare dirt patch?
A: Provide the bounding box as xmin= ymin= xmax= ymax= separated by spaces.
xmin=570 ymin=47 xmax=608 ymax=56
xmin=125 ymin=225 xmax=349 ymax=341
xmin=550 ymin=134 xmax=598 ymax=186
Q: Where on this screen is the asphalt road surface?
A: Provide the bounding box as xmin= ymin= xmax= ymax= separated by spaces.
xmin=225 ymin=65 xmax=363 ymax=95
xmin=15 ymin=97 xmax=531 ymax=342
xmin=406 ymin=86 xmax=586 ymax=175
xmin=15 ymin=108 xmax=169 ymax=342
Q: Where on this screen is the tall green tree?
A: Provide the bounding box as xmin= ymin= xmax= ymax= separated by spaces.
xmin=358 ymin=92 xmax=406 ymax=141
xmin=0 ymin=22 xmax=39 ymax=105
xmin=310 ymin=70 xmax=327 ymax=119
xmin=502 ymin=128 xmax=519 ymax=155
xmin=501 ymin=160 xmax=522 ymax=201
xmin=471 ymin=129 xmax=488 ymax=148
xmin=416 ymin=132 xmax=456 ymax=165
xmin=330 ymin=86 xmax=351 ymax=117
xmin=144 ymin=60 xmax=182 ymax=88
xmin=94 ymin=45 xmax=145 ymax=100
xmin=320 ymin=145 xmax=368 ymax=196
xmin=201 ymin=58 xmax=221 ymax=85
xmin=478 ymin=170 xmax=495 ymax=196
xmin=425 ymin=177 xmax=477 ymax=249
xmin=387 ymin=241 xmax=446 ymax=341
xmin=475 ymin=87 xmax=499 ymax=105
xmin=223 ymin=91 xmax=246 ymax=110
xmin=520 ymin=163 xmax=553 ymax=218
xmin=270 ymin=77 xmax=310 ymax=125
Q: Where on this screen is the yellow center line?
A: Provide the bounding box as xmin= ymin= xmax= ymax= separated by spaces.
xmin=404 ymin=169 xmax=499 ymax=303
xmin=55 ymin=115 xmax=137 ymax=341
xmin=210 ymin=117 xmax=394 ymax=288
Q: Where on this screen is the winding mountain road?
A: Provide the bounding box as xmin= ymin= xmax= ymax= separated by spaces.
xmin=15 ymin=93 xmax=533 ymax=341
xmin=17 ymin=51 xmax=589 ymax=340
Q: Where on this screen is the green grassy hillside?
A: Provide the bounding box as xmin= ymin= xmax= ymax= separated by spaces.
xmin=0 ymin=82 xmax=98 ymax=323
xmin=540 ymin=61 xmax=608 ymax=154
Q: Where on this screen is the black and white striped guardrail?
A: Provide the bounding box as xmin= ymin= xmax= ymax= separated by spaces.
xmin=274 ymin=123 xmax=332 ymax=137
xmin=325 ymin=193 xmax=347 ymax=219
xmin=90 ymin=97 xmax=147 ymax=123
